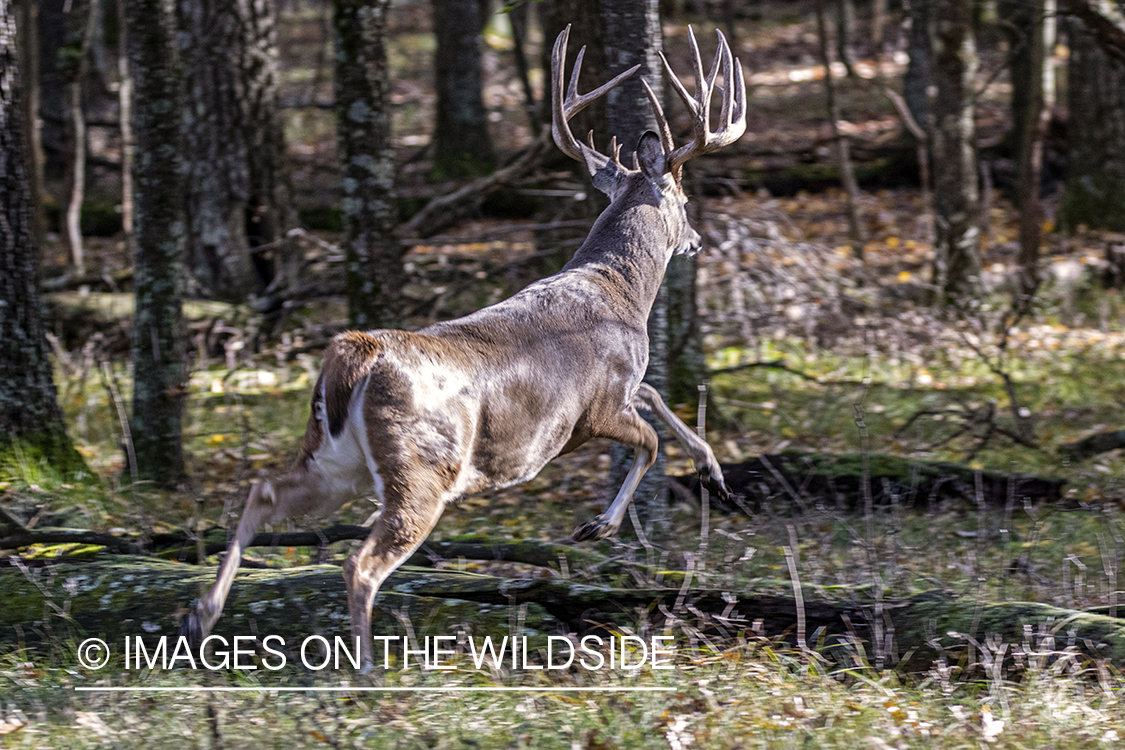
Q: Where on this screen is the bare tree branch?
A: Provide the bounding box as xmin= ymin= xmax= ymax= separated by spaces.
xmin=1060 ymin=0 xmax=1125 ymax=62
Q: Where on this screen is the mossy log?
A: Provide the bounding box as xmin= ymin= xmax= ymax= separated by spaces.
xmin=1060 ymin=429 xmax=1125 ymax=460
xmin=3 ymin=526 xmax=635 ymax=577
xmin=889 ymin=592 xmax=1125 ymax=671
xmin=4 ymin=558 xmax=1125 ymax=672
xmin=671 ymin=451 xmax=1065 ymax=514
xmin=0 ymin=558 xmax=558 ymax=649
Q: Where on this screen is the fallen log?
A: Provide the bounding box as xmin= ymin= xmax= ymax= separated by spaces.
xmin=3 ymin=558 xmax=1124 ymax=673
xmin=1060 ymin=430 xmax=1125 ymax=460
xmin=3 ymin=453 xmax=1066 ymax=560
xmin=3 ymin=526 xmax=635 ymax=574
xmin=672 ymin=451 xmax=1065 ymax=514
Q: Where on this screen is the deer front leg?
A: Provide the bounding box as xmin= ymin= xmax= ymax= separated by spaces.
xmin=632 ymin=383 xmax=732 ymax=502
xmin=182 ymin=479 xmax=284 ymax=643
xmin=573 ymin=410 xmax=658 ymax=541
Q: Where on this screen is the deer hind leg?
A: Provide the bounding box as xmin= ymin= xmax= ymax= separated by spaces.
xmin=632 ymin=383 xmax=731 ymax=502
xmin=182 ymin=470 xmax=324 ymax=643
xmin=573 ymin=409 xmax=658 ymax=542
xmin=343 ymin=487 xmax=446 ymax=672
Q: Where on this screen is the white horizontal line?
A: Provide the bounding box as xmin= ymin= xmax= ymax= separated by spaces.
xmin=74 ymin=686 xmax=674 ymax=693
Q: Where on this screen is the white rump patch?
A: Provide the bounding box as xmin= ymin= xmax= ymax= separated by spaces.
xmin=309 ymin=375 xmax=385 ymax=512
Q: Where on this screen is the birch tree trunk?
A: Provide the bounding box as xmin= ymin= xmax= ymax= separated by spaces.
xmin=0 ymin=0 xmax=85 ymax=474
xmin=128 ymin=0 xmax=186 ymax=486
xmin=930 ymin=0 xmax=981 ymax=305
xmin=116 ymin=0 xmax=134 ymax=250
xmin=333 ymin=0 xmax=403 ymax=329
xmin=61 ymin=0 xmax=96 ymax=275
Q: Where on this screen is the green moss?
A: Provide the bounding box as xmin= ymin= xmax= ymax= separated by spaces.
xmin=0 ymin=558 xmax=559 ymax=652
xmin=0 ymin=435 xmax=90 ymax=484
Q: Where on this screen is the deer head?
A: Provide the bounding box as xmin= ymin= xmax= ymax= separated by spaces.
xmin=551 ymin=24 xmax=746 ymax=259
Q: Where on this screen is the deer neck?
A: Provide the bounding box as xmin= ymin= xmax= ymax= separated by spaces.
xmin=564 ymin=200 xmax=671 ymax=315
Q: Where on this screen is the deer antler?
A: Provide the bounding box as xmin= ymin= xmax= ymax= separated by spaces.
xmin=649 ymin=27 xmax=747 ymax=182
xmin=551 ymin=25 xmax=640 ymax=164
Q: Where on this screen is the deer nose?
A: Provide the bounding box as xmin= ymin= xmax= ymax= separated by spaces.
xmin=686 ymin=227 xmax=702 ymax=253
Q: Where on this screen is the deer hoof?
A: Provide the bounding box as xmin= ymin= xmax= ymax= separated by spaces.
xmin=701 ymin=468 xmax=732 ymax=503
xmin=572 ymin=515 xmax=617 ymax=542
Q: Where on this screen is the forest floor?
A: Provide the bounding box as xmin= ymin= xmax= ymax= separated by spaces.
xmin=5 ymin=3 xmax=1125 ymax=749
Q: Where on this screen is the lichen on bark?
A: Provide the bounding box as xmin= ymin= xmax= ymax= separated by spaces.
xmin=0 ymin=0 xmax=86 ymax=477
xmin=334 ymin=0 xmax=404 ymax=329
xmin=128 ymin=0 xmax=187 ymax=485
xmin=930 ymin=0 xmax=981 ymax=305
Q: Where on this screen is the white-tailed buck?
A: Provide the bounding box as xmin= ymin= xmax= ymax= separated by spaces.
xmin=185 ymin=25 xmax=746 ymax=669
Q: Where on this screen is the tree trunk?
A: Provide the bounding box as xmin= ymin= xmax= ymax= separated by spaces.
xmin=61 ymin=0 xmax=96 ymax=275
xmin=16 ymin=0 xmax=45 ymax=247
xmin=532 ymin=0 xmax=609 ymax=277
xmin=116 ymin=0 xmax=134 ymax=250
xmin=667 ymin=248 xmax=704 ymax=409
xmin=242 ymin=0 xmax=297 ymax=293
xmin=603 ymin=0 xmax=669 ymax=538
xmin=835 ymin=0 xmax=857 ymax=75
xmin=35 ymin=0 xmax=67 ymax=180
xmin=815 ymin=0 xmax=864 ymax=259
xmin=930 ymin=0 xmax=981 ymax=305
xmin=177 ymin=0 xmax=294 ymax=300
xmin=1016 ymin=0 xmax=1054 ymax=308
xmin=128 ymin=0 xmax=186 ymax=486
xmin=431 ymin=0 xmax=495 ymax=179
xmin=334 ymin=0 xmax=403 ymax=329
xmin=1003 ymin=0 xmax=1034 ymax=169
xmin=1058 ymin=16 xmax=1125 ymax=231
xmin=508 ymin=0 xmax=537 ymax=129
xmin=539 ymin=0 xmax=607 ymax=143
xmin=872 ymin=0 xmax=887 ymax=52
xmin=903 ymin=0 xmax=931 ymax=142
xmin=0 ymin=0 xmax=85 ymax=474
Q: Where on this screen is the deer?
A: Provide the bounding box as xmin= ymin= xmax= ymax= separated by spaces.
xmin=184 ymin=24 xmax=746 ymax=671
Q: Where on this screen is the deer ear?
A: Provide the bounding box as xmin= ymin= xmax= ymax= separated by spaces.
xmin=636 ymin=131 xmax=666 ymax=181
xmin=581 ymin=145 xmax=621 ymax=197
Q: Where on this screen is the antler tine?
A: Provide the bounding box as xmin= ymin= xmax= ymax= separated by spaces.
xmin=717 ymin=29 xmax=734 ymax=129
xmin=640 ymin=78 xmax=675 ymax=156
xmin=566 ymin=45 xmax=586 ymax=108
xmin=551 ymin=25 xmax=640 ymax=164
xmin=609 ymin=135 xmax=624 ymax=167
xmin=664 ymin=26 xmax=748 ymax=181
xmin=551 ymin=26 xmax=582 ymax=161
